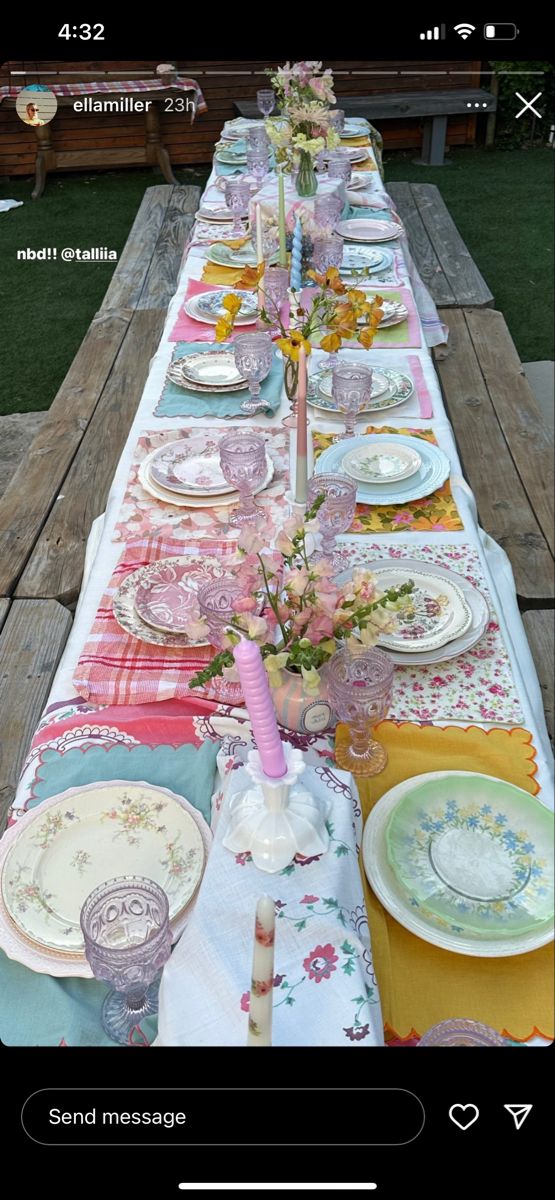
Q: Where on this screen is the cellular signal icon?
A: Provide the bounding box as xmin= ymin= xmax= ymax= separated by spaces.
xmin=420 ymin=24 xmax=446 ymax=40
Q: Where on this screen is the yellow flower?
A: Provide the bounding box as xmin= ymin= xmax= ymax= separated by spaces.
xmin=320 ymin=331 xmax=342 ymax=354
xmin=306 ymin=266 xmax=346 ymax=294
xmin=237 ymin=265 xmax=263 ymax=289
xmin=357 ymin=326 xmax=377 ymax=349
xmin=301 ymin=665 xmax=321 ymax=694
xmin=264 ymin=651 xmax=289 ymax=688
xmin=215 ymin=317 xmax=233 ymax=342
xmin=222 ymin=293 xmax=243 ymax=316
xmin=276 ymin=330 xmax=312 ymax=361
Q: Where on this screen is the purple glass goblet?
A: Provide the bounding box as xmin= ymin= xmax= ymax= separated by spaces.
xmin=198 ymin=577 xmax=245 ymax=647
xmin=307 ymin=472 xmax=357 ymax=570
xmin=219 ymin=431 xmax=267 ymax=525
xmin=224 ymin=178 xmax=251 ymax=237
xmin=329 ymin=108 xmax=346 ymax=135
xmin=418 ymin=1019 xmax=508 ymax=1047
xmin=327 ymin=150 xmax=352 ymax=184
xmin=246 ymin=146 xmax=269 ymax=187
xmin=323 ymin=645 xmax=394 ymax=777
xmin=314 ymin=192 xmax=343 ymax=235
xmin=80 ymin=876 xmax=172 ymax=1045
xmin=233 ymin=331 xmax=274 ymax=415
xmin=257 ymin=89 xmax=275 ymax=118
xmin=260 ymin=264 xmax=289 ymax=329
xmin=332 ymin=363 xmax=374 ymax=439
xmin=247 ymin=126 xmax=269 ymax=151
xmin=312 ymin=233 xmax=344 ymax=275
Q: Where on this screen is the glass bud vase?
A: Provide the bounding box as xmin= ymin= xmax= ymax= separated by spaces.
xmin=295 ymin=149 xmax=318 ymax=198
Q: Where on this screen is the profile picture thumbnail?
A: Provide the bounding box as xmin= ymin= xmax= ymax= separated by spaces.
xmin=16 ymin=86 xmax=58 ymax=127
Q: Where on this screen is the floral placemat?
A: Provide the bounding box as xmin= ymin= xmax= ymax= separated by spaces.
xmin=113 ymin=426 xmax=289 ymax=544
xmin=347 ymin=541 xmax=523 ymax=724
xmin=312 ymin=427 xmax=463 ymax=535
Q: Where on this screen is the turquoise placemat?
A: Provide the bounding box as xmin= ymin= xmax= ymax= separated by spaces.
xmin=0 ymin=738 xmax=219 ymax=1045
xmin=155 ymin=342 xmax=283 ymax=419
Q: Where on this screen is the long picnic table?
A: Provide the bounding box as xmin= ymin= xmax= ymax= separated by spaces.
xmin=0 ymin=127 xmax=553 ymax=1048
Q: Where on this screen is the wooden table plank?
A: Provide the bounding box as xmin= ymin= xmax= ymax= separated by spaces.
xmin=0 ymin=599 xmax=72 ymax=830
xmin=97 ymin=185 xmax=174 ymax=314
xmin=388 ymin=182 xmax=456 ymax=306
xmin=465 ymin=308 xmax=554 ymax=557
xmin=236 ymin=90 xmax=496 ymax=119
xmin=435 ymin=308 xmax=554 ymax=602
xmin=413 ymin=184 xmax=493 ymax=308
xmin=522 ymin=610 xmax=554 ymax=741
xmin=0 ymin=599 xmax=9 ymax=634
xmin=137 ymin=185 xmax=200 ymax=311
xmin=15 ymin=309 xmax=166 ymax=606
xmin=0 ymin=309 xmax=133 ymax=598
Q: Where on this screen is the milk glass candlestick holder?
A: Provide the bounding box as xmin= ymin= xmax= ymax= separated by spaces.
xmin=219 ymin=432 xmax=267 ymax=526
xmin=332 ymin=363 xmax=373 ymax=439
xmin=80 ymin=876 xmax=172 ymax=1045
xmin=324 ymin=645 xmax=394 ymax=777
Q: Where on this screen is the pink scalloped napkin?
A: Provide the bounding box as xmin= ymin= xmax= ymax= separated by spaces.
xmin=169 ymin=278 xmax=257 ymax=342
xmin=73 ymin=534 xmax=244 ymax=707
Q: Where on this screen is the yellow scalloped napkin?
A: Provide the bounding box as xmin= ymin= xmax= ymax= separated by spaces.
xmin=202 ymin=262 xmax=256 ymax=287
xmin=340 ymin=135 xmax=371 ymax=147
xmin=337 ymin=720 xmax=554 ymax=1042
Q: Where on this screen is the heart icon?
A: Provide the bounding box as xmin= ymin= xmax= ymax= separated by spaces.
xmin=449 ymin=1104 xmax=480 ymax=1131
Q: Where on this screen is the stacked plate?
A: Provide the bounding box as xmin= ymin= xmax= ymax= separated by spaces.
xmin=167 ymin=349 xmax=249 ymax=394
xmin=215 ymin=140 xmax=248 ymax=166
xmin=138 ymin=436 xmax=274 ymax=514
xmin=113 ymin=553 xmax=233 ymax=648
xmin=376 ymin=298 xmax=409 ymax=328
xmin=184 ymin=289 xmax=258 ymax=327
xmin=206 ymin=241 xmax=277 ymax=269
xmin=341 ymin=118 xmax=370 ymax=139
xmin=339 ymin=244 xmax=394 ymax=283
xmin=0 ymin=780 xmax=212 ymax=976
xmin=195 ymin=205 xmax=237 ymax=223
xmin=337 ymin=217 xmax=402 ymax=243
xmin=362 ymin=771 xmax=554 ymax=957
xmin=316 ymin=433 xmax=450 ymax=505
xmin=308 ymin=361 xmax=414 ymax=416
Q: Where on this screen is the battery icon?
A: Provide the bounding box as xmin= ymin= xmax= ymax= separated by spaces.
xmin=484 ymin=23 xmax=519 ymax=38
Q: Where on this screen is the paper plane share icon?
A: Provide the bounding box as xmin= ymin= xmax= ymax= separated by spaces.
xmin=504 ymin=1104 xmax=533 ymax=1130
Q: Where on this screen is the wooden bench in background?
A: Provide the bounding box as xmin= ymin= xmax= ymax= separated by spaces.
xmin=0 ymin=182 xmax=200 ymax=828
xmin=235 ymin=87 xmax=497 ymax=166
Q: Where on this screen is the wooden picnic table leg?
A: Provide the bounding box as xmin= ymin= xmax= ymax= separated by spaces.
xmin=31 ymin=125 xmax=52 ymax=199
xmin=145 ymin=104 xmax=179 ymax=185
xmin=418 ymin=115 xmax=448 ymax=166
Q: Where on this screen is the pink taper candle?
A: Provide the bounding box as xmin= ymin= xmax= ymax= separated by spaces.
xmin=295 ymin=344 xmax=308 ymax=505
xmin=233 ymin=637 xmax=287 ymax=778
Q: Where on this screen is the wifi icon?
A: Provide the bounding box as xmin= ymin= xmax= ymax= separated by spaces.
xmin=454 ymin=22 xmax=476 ymax=38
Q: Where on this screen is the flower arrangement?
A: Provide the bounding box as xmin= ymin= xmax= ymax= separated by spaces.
xmin=265 ymin=60 xmax=340 ymax=173
xmin=188 ymin=497 xmax=413 ymax=694
xmin=215 ymin=268 xmax=384 ymax=378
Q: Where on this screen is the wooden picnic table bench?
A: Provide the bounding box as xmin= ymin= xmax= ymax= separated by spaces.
xmin=0 ymin=181 xmax=200 ymax=828
xmin=235 ymin=88 xmax=497 ymax=166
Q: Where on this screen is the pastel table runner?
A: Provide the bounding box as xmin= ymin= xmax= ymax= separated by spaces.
xmin=73 ymin=536 xmax=243 ymax=707
xmin=313 ymin=427 xmax=464 ymax=535
xmin=113 ymin=426 xmax=290 ymax=545
xmin=156 ymin=746 xmax=384 ymax=1047
xmin=154 ymin=343 xmax=283 ymax=420
xmin=348 ymin=721 xmax=554 ymax=1043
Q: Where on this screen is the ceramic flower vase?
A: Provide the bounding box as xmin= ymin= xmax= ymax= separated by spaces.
xmin=296 ymin=150 xmax=318 ymax=197
xmin=271 ymin=668 xmax=336 ymax=735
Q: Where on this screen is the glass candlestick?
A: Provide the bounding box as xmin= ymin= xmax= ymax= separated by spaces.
xmin=80 ymin=876 xmax=172 ymax=1045
xmin=324 ymin=645 xmax=394 ymax=777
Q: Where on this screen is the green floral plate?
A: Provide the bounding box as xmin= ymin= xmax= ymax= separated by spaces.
xmin=1 ymin=781 xmax=211 ymax=956
xmin=363 ymin=771 xmax=554 ymax=957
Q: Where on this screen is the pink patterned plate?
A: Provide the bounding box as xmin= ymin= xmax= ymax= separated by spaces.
xmin=149 ymin=438 xmax=235 ymax=497
xmin=134 ymin=558 xmax=227 ymax=634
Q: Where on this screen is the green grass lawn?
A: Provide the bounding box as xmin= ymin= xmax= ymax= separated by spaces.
xmin=385 ymin=146 xmax=554 ymax=363
xmin=0 ymin=149 xmax=553 ymax=416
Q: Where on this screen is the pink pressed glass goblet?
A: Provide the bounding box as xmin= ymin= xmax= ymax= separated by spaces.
xmin=332 ymin=363 xmax=374 ymax=439
xmin=257 ymin=89 xmax=275 ymax=118
xmin=246 ymin=146 xmax=269 ymax=187
xmin=233 ymin=331 xmax=274 ymax=415
xmin=219 ymin=432 xmax=267 ymax=526
xmin=329 ymin=108 xmax=346 ymax=134
xmin=224 ymin=178 xmax=251 ymax=237
xmin=197 ymin=577 xmax=245 ymax=647
xmin=80 ymin=876 xmax=172 ymax=1045
xmin=324 ymin=645 xmax=394 ymax=777
xmin=312 ymin=233 xmax=344 ymax=275
xmin=327 ymin=150 xmax=352 ymax=184
xmin=314 ymin=193 xmax=343 ymax=236
xmin=307 ymin=472 xmax=357 ymax=570
xmin=260 ymin=264 xmax=289 ymax=330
